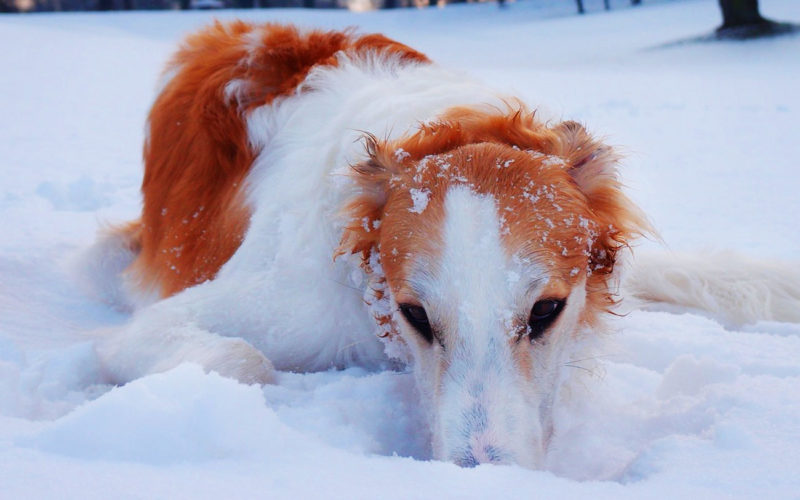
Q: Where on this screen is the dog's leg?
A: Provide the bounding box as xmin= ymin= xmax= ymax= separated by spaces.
xmin=622 ymin=251 xmax=800 ymax=326
xmin=92 ymin=304 xmax=275 ymax=386
xmin=75 ymin=223 xmax=274 ymax=385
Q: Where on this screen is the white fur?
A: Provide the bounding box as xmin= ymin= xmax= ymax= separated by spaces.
xmin=432 ymin=187 xmax=543 ymax=467
xmin=622 ymin=251 xmax=800 ymax=326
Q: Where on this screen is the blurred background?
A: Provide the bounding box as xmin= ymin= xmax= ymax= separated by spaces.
xmin=0 ymin=0 xmax=644 ymax=14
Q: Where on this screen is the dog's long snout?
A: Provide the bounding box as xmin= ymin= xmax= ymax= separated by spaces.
xmin=436 ymin=361 xmax=539 ymax=467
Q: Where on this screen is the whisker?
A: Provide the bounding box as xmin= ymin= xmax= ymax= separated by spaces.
xmin=562 ymin=363 xmax=596 ymax=375
xmin=328 ymin=277 xmax=363 ymax=293
xmin=563 ymin=352 xmax=619 ymax=364
xmin=336 ymin=337 xmax=373 ymax=354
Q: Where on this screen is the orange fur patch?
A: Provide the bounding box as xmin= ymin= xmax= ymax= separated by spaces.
xmin=129 ymin=22 xmax=429 ymax=298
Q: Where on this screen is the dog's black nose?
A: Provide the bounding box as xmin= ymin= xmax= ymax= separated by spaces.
xmin=454 ymin=453 xmax=479 ymax=468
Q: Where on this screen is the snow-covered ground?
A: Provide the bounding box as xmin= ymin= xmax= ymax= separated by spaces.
xmin=1 ymin=0 xmax=799 ymax=497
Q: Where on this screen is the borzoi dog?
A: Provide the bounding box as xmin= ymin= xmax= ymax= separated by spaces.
xmin=83 ymin=22 xmax=800 ymax=468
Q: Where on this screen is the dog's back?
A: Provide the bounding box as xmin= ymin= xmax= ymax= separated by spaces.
xmin=121 ymin=23 xmax=429 ymax=303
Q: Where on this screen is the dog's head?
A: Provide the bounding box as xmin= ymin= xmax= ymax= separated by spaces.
xmin=339 ymin=106 xmax=648 ymax=468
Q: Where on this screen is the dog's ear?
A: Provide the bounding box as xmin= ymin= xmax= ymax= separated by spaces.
xmin=556 ymin=121 xmax=619 ymax=197
xmin=554 ymin=121 xmax=651 ymax=277
xmin=336 ymin=134 xmax=395 ymax=262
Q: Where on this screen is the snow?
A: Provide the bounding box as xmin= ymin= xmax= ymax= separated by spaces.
xmin=17 ymin=364 xmax=300 ymax=463
xmin=1 ymin=0 xmax=800 ymax=497
xmin=408 ymin=187 xmax=432 ymax=213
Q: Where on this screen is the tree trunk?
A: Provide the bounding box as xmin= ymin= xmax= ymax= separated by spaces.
xmin=718 ymin=0 xmax=765 ymax=28
xmin=715 ymin=0 xmax=798 ymax=39
xmin=575 ymin=0 xmax=583 ymax=14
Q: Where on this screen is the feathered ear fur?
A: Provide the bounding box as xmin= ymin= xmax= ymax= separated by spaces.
xmin=336 ymin=135 xmax=408 ymax=350
xmin=552 ymin=120 xmax=653 ymax=286
xmin=336 ymin=134 xmax=396 ymax=262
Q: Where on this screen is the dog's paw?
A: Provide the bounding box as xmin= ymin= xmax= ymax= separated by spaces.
xmin=200 ymin=338 xmax=276 ymax=385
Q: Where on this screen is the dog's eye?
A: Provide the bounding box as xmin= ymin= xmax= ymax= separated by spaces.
xmin=398 ymin=304 xmax=434 ymax=343
xmin=527 ymin=299 xmax=566 ymax=341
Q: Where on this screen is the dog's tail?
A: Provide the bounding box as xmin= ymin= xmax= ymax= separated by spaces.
xmin=71 ymin=221 xmax=144 ymax=311
xmin=622 ymin=251 xmax=800 ymax=325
